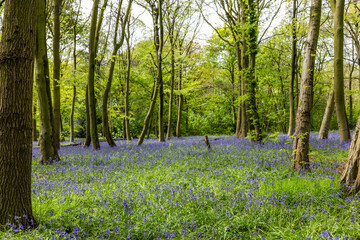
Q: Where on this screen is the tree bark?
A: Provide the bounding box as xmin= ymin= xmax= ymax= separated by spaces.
xmin=84 ymin=85 xmax=91 ymax=146
xmin=157 ymin=0 xmax=165 ymax=142
xmin=288 ymin=0 xmax=297 ymax=136
xmin=87 ymin=0 xmax=101 ymax=149
xmin=340 ymin=115 xmax=360 ymax=194
xmin=291 ymin=0 xmax=322 ymax=171
xmin=36 ymin=0 xmax=60 ymax=164
xmin=33 ymin=105 xmax=37 ymax=141
xmin=0 ymin=0 xmax=37 ymax=228
xmin=331 ymin=0 xmax=350 ymax=143
xmin=52 ymin=0 xmax=62 ymax=149
xmin=318 ymin=89 xmax=335 ymax=139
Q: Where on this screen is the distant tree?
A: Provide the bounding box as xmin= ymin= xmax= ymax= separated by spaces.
xmin=0 ymin=0 xmax=37 ymax=227
xmin=291 ymin=0 xmax=322 ymax=171
xmin=102 ymin=0 xmax=133 ymax=147
xmin=137 ymin=0 xmax=165 ymax=145
xmin=318 ymin=88 xmax=335 ymax=139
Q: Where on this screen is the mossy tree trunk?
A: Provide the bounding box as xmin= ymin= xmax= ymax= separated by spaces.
xmin=87 ymin=0 xmax=101 ymax=149
xmin=36 ymin=0 xmax=60 ymax=164
xmin=291 ymin=0 xmax=322 ymax=171
xmin=331 ymin=0 xmax=350 ymax=143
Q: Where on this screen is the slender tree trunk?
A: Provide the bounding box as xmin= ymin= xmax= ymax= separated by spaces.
xmin=53 ymin=0 xmax=61 ymax=149
xmin=331 ymin=0 xmax=350 ymax=143
xmin=291 ymin=0 xmax=322 ymax=171
xmin=235 ymin=42 xmax=243 ymax=138
xmin=84 ymin=85 xmax=91 ymax=146
xmin=318 ymin=89 xmax=335 ymax=139
xmin=36 ymin=0 xmax=60 ymax=164
xmin=88 ymin=0 xmax=101 ymax=149
xmin=0 ymin=0 xmax=37 ymax=228
xmin=240 ymin=1 xmax=248 ymax=138
xmin=138 ymin=0 xmax=163 ymax=145
xmin=176 ymin=63 xmax=183 ymax=137
xmin=158 ymin=0 xmax=165 ymax=142
xmin=166 ymin=36 xmax=175 ymax=140
xmin=288 ymin=0 xmax=297 ymax=136
xmin=102 ymin=0 xmax=132 ymax=146
xmin=124 ymin=26 xmax=132 ymax=141
xmin=33 ymin=105 xmax=37 ymax=141
xmin=349 ymin=61 xmax=355 ymax=129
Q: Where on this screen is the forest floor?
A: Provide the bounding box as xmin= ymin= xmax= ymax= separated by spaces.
xmin=5 ymin=133 xmax=358 ymax=239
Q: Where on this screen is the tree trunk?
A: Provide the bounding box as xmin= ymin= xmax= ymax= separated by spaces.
xmin=157 ymin=0 xmax=165 ymax=142
xmin=166 ymin=35 xmax=175 ymax=140
xmin=176 ymin=63 xmax=183 ymax=138
xmin=340 ymin=115 xmax=360 ymax=194
xmin=349 ymin=61 xmax=355 ymax=129
xmin=88 ymin=0 xmax=101 ymax=149
xmin=36 ymin=0 xmax=60 ymax=164
xmin=52 ymin=0 xmax=62 ymax=149
xmin=288 ymin=0 xmax=297 ymax=136
xmin=84 ymin=85 xmax=91 ymax=146
xmin=331 ymin=0 xmax=350 ymax=143
xmin=124 ymin=25 xmax=132 ymax=141
xmin=33 ymin=105 xmax=37 ymax=141
xmin=240 ymin=1 xmax=248 ymax=138
xmin=247 ymin=0 xmax=262 ymax=142
xmin=318 ymin=89 xmax=335 ymax=139
xmin=0 ymin=0 xmax=37 ymax=228
xmin=291 ymin=0 xmax=322 ymax=171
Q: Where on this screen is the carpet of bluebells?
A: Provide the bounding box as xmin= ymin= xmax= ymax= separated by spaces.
xmin=4 ymin=133 xmax=360 ymax=239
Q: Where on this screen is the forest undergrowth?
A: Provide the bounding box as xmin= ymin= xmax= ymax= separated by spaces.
xmin=4 ymin=133 xmax=358 ymax=239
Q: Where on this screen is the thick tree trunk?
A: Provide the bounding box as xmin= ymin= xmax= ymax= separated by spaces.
xmin=291 ymin=0 xmax=322 ymax=171
xmin=0 ymin=0 xmax=37 ymax=228
xmin=36 ymin=0 xmax=60 ymax=164
xmin=53 ymin=0 xmax=62 ymax=149
xmin=340 ymin=115 xmax=360 ymax=194
xmin=288 ymin=0 xmax=297 ymax=136
xmin=318 ymin=89 xmax=335 ymax=139
xmin=331 ymin=0 xmax=350 ymax=143
xmin=88 ymin=0 xmax=101 ymax=149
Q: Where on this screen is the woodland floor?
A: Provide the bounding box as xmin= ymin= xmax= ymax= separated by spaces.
xmin=3 ymin=133 xmax=358 ymax=239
